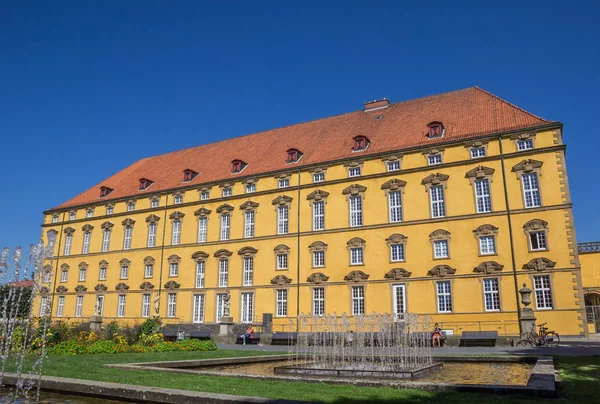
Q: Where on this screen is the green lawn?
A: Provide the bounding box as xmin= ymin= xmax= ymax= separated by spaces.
xmin=5 ymin=351 xmax=600 ymax=403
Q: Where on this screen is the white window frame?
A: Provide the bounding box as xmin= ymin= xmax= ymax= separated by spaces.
xmin=522 ymin=173 xmax=541 ymax=208
xmin=350 ymin=247 xmax=363 ymax=265
xmin=313 ymin=172 xmax=325 ymax=183
xmin=174 ymin=194 xmax=183 ymax=204
xmin=313 ymin=251 xmax=325 ymax=267
xmin=534 ymin=275 xmax=553 ymax=309
xmin=169 ymin=262 xmax=179 ymax=277
xmin=99 ymin=266 xmax=107 ymax=281
xmin=120 ymin=265 xmax=129 ymax=279
xmin=123 ymin=226 xmax=133 ymax=250
xmin=171 ymin=220 xmax=181 ymax=245
xmin=79 ymin=268 xmax=87 ymax=282
xmin=216 ymin=293 xmax=226 ymax=322
xmin=96 ymin=295 xmax=104 ymax=317
xmin=313 ymin=287 xmax=325 ymax=316
xmin=479 ymin=235 xmax=496 ymax=255
xmin=147 ymin=223 xmax=157 ymax=247
xmin=106 ymin=206 xmax=114 ymax=215
xmin=56 ymin=296 xmax=65 ymax=317
xmin=278 ymin=178 xmax=290 ymax=188
xmin=222 ymin=187 xmax=232 ymax=197
xmin=277 ymin=206 xmax=289 ymax=234
xmin=200 ymin=191 xmax=210 ymax=200
xmin=117 ymin=294 xmax=126 ymax=317
xmin=60 ymin=270 xmax=68 ymax=283
xmin=276 ymin=289 xmax=288 ymax=317
xmin=43 ymin=271 xmax=51 ymax=283
xmin=243 ymin=256 xmax=253 ymax=287
xmin=144 ymin=264 xmax=153 ymax=278
xmin=470 ymin=147 xmax=486 ymax=158
xmin=220 ymin=214 xmax=230 ymax=241
xmin=241 ymin=292 xmax=254 ymax=323
xmin=82 ymin=232 xmax=91 ymax=254
xmin=351 ymin=285 xmax=365 ymax=315
xmin=474 ymin=179 xmax=492 ymax=213
xmin=348 ymin=167 xmax=361 ymax=177
xmin=428 ymin=154 xmax=442 ymax=165
xmin=436 ymin=281 xmax=452 ymax=313
xmin=142 ymin=294 xmax=151 ymax=318
xmin=390 ymin=244 xmax=405 ymax=262
xmin=218 ymin=259 xmax=229 ymax=287
xmin=349 ymin=195 xmax=363 ymax=227
xmin=244 ymin=211 xmax=255 ymax=238
xmin=276 ymin=254 xmax=288 ymax=270
xmin=433 ymin=239 xmax=449 ymax=259
xmin=75 ymin=295 xmax=83 ymax=317
xmin=195 ymin=261 xmax=205 ymax=288
xmin=52 ymin=216 xmax=58 ymax=223
xmin=127 ymin=202 xmax=135 ymax=212
xmin=388 ymin=191 xmax=402 ymax=223
xmin=517 ymin=139 xmax=534 ymax=151
xmin=64 ymin=235 xmax=72 ymax=256
xmin=529 ymin=231 xmax=547 ymax=251
xmin=167 ymin=293 xmax=177 ymax=317
xmin=386 ymin=160 xmax=400 ymax=172
xmin=483 ymin=278 xmax=500 ymax=311
xmin=86 ymin=210 xmax=94 ymax=218
xmin=245 ymin=183 xmax=256 ymax=193
xmin=193 ymin=294 xmax=205 ymax=323
xmin=39 ymin=296 xmax=49 ymax=316
xmin=392 ymin=284 xmax=406 ymax=317
xmin=197 ymin=217 xmax=208 ymax=242
xmin=102 ymin=229 xmax=111 ymax=252
xmin=151 ymin=199 xmax=160 ymax=208
xmin=430 ymin=185 xmax=445 ymax=218
xmin=312 ymin=201 xmax=325 ymax=231
xmin=69 ymin=212 xmax=76 ymax=221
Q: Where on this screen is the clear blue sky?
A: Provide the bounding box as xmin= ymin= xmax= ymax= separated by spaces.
xmin=1 ymin=1 xmax=599 ymax=252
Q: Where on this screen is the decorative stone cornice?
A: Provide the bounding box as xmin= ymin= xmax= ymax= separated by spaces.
xmin=272 ymin=195 xmax=293 ymax=206
xmin=380 ymin=179 xmax=407 ymax=192
xmin=143 ymin=256 xmax=155 ymax=265
xmin=194 ymin=207 xmax=212 ymax=217
xmin=214 ymin=249 xmax=233 ymax=258
xmin=384 ymin=268 xmax=412 ymax=280
xmin=346 ymin=237 xmax=366 ymax=248
xmin=121 ymin=218 xmax=136 ymax=227
xmin=523 ymin=219 xmax=549 ymax=232
xmin=140 ymin=281 xmax=155 ymax=290
xmin=242 ymin=177 xmax=258 ymax=185
xmin=60 ymin=263 xmax=69 ymax=271
xmin=78 ymin=262 xmax=88 ymax=270
xmin=381 ymin=154 xmax=403 ymax=163
xmin=465 ymin=166 xmax=495 ymax=185
xmin=198 ymin=185 xmax=212 ymax=192
xmin=238 ymin=246 xmax=258 ymax=257
xmin=307 ymin=272 xmax=329 ymax=284
xmin=218 ymin=182 xmax=234 ymax=189
xmin=429 ymin=229 xmax=451 ymax=241
xmin=464 ymin=139 xmax=489 ymax=148
xmin=63 ymin=227 xmax=76 ymax=235
xmin=191 ymin=251 xmax=209 ymax=261
xmin=271 ymin=275 xmax=292 ymax=285
xmin=274 ymin=244 xmax=290 ymax=254
xmin=473 ymin=224 xmax=499 ymax=237
xmin=344 ymin=270 xmax=369 ymax=282
xmin=273 ymin=173 xmax=291 ymax=181
xmin=306 ymin=190 xmax=329 ymax=202
xmin=81 ymin=224 xmax=94 ymax=232
xmin=216 ymin=204 xmax=234 ymax=215
xmin=511 ymin=159 xmax=543 ymax=179
xmin=115 ymin=282 xmax=129 ymax=291
xmin=240 ymin=201 xmax=259 ymax=211
xmin=386 ymin=233 xmax=408 ymax=245
xmin=164 ymin=280 xmax=181 ymax=289
xmin=43 ymin=264 xmax=52 ymax=272
xmin=523 ymin=257 xmax=556 ymax=271
xmin=474 ymin=261 xmax=504 ymax=274
xmin=119 ymin=258 xmax=131 ymax=266
xmin=343 ymin=160 xmax=363 ymax=168
xmin=421 ymin=173 xmax=449 ymax=191
xmin=308 ymin=241 xmax=328 ymax=252
xmin=56 ymin=286 xmax=68 ymax=293
xmin=342 ymin=184 xmax=367 ymax=197
xmin=169 ymin=211 xmax=185 ymax=221
xmin=94 ymin=283 xmax=108 ymax=292
xmin=100 ymin=221 xmax=114 ymax=230
xmin=167 ymin=254 xmax=181 ymax=264
xmin=145 ymin=214 xmax=161 ymax=223
xmin=428 ymin=265 xmax=456 ymax=277
xmin=510 ymin=132 xmax=535 ymax=141
xmin=308 ymin=166 xmax=327 ymax=174
xmin=74 ymin=285 xmax=87 ymax=293
xmin=39 ymin=286 xmax=49 ymax=295
xmin=99 ymin=260 xmax=108 ymax=269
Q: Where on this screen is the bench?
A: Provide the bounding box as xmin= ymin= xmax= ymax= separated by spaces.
xmin=235 ymin=332 xmax=261 ymax=345
xmin=271 ymin=332 xmax=297 ymax=345
xmin=190 ymin=330 xmax=212 ymax=340
xmin=460 ymin=331 xmax=498 ymax=347
xmin=161 ymin=329 xmax=184 ymax=341
xmin=410 ymin=331 xmax=447 ymax=347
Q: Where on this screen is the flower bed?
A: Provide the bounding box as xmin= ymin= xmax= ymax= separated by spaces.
xmin=47 ymin=336 xmax=217 ymax=355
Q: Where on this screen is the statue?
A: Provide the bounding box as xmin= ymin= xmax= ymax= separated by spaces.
xmin=223 ymin=292 xmax=231 ymax=317
xmin=92 ymin=301 xmax=101 ymax=317
xmin=153 ymin=293 xmax=160 ymax=316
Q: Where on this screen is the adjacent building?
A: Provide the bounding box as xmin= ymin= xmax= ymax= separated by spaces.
xmin=37 ymin=87 xmax=587 ymax=336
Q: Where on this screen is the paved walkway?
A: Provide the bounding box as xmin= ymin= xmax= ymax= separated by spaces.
xmin=218 ymin=340 xmax=600 ymax=356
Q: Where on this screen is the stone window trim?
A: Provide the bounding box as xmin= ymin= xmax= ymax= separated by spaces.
xmin=115 ymin=282 xmax=129 ymax=291
xmin=143 ymin=256 xmax=155 ymax=266
xmin=273 ymin=244 xmax=290 ymax=271
xmin=240 ymin=200 xmax=259 ymax=212
xmin=421 ymin=173 xmax=449 ymax=192
xmin=381 ymin=155 xmax=403 ymax=169
xmin=68 ymin=209 xmax=77 ymax=218
xmin=306 ymin=190 xmax=329 ymax=205
xmin=308 ymin=241 xmax=328 ymax=253
xmin=169 ymin=211 xmax=185 ymax=221
xmin=78 ymin=262 xmax=88 ymax=270
xmin=307 ymin=272 xmax=329 ymax=284
xmin=100 ymin=221 xmax=114 ymax=230
xmin=272 ymin=195 xmax=293 ymax=207
xmin=63 ymin=226 xmax=76 ymax=236
xmin=238 ymin=246 xmax=258 ymax=258
xmin=429 ymin=229 xmax=451 ymax=260
xmin=523 ymin=219 xmax=550 ymax=252
xmin=511 ymin=133 xmax=536 ymax=149
xmin=526 ymin=272 xmax=557 ymax=310
xmin=164 ymin=280 xmax=181 ymax=290
xmin=344 ymin=270 xmax=369 ymax=282
xmin=380 ymin=178 xmax=406 ymax=195
xmin=74 ymin=285 xmax=87 ymax=292
xmin=242 ymin=177 xmax=259 ymax=186
xmin=422 ymin=148 xmax=445 ymax=164
xmin=39 ymin=286 xmax=50 ymax=296
xmin=126 ymin=199 xmax=136 ymax=208
xmin=140 ymin=281 xmax=155 ymax=290
xmin=473 ymin=224 xmax=499 ymax=257
xmin=198 ymin=186 xmax=212 ymax=197
xmin=85 ymin=206 xmax=95 ymax=216
xmin=465 ymin=166 xmax=495 ymax=185
xmin=428 ymin=264 xmax=456 ymax=277
xmin=194 ymin=207 xmax=212 ymax=218
xmin=149 ymin=195 xmax=161 ymax=205
xmin=271 ymin=274 xmax=292 ymax=285
xmin=346 ymin=237 xmax=366 ymax=266
xmin=94 ymin=283 xmax=108 ymax=292
xmin=60 ymin=263 xmax=69 ymax=273
xmin=145 ymin=214 xmax=161 ymax=224
xmin=105 ymin=203 xmax=115 ymax=212
xmin=214 ymin=249 xmax=233 ymax=259
xmin=216 ymin=204 xmax=235 ymax=216
xmin=464 ymin=140 xmax=489 ymax=157
xmin=219 ymin=182 xmax=234 ymax=192
xmin=343 ymin=160 xmax=364 ymax=175
xmin=476 ymin=276 xmax=503 ymax=312
xmin=341 ymin=184 xmax=367 ymax=200
xmin=191 ymin=250 xmax=209 ymax=262
xmin=56 ymin=285 xmax=68 ymax=294
xmin=98 ymin=259 xmax=108 ymax=269
xmin=512 ymin=159 xmax=543 ymax=179
xmin=52 ymin=213 xmax=60 ymax=222
xmin=172 ymin=191 xmax=184 ymax=203
xmin=167 ymin=254 xmax=181 ymax=265
xmin=522 ymin=257 xmax=556 ymax=272
xmin=386 ymin=233 xmax=408 ymax=263
xmin=121 ymin=218 xmax=136 ymax=228
xmin=81 ymin=224 xmax=94 ymax=233
xmin=384 ymin=268 xmax=412 ymax=280
xmin=274 ymin=173 xmax=291 ymax=183
xmin=309 ymin=166 xmax=328 ymax=175
xmin=473 ymin=261 xmax=504 ymax=274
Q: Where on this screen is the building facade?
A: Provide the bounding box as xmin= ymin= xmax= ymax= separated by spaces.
xmin=36 ymin=87 xmax=587 ymax=336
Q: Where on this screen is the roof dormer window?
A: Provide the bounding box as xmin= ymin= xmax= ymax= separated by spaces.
xmin=352 ymin=136 xmax=370 ymax=152
xmin=139 ymin=178 xmax=153 ymax=191
xmin=231 ymin=159 xmax=247 ymax=174
xmin=286 ymin=148 xmax=303 ymax=163
xmin=183 ymin=169 xmax=198 ymax=182
xmin=99 ymin=186 xmax=113 ymax=198
xmin=427 ymin=122 xmax=445 ymax=138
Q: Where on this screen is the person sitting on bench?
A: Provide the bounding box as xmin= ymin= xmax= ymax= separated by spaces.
xmin=241 ymin=324 xmax=254 ymax=345
xmin=432 ymin=323 xmax=442 ymax=348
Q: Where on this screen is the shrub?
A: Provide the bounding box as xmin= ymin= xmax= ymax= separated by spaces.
xmin=139 ymin=333 xmax=164 ymax=346
xmin=101 ymin=321 xmax=120 ymax=342
xmin=119 ymin=323 xmax=143 ymax=345
xmin=141 ymin=318 xmax=161 ymax=336
xmin=47 ymin=340 xmax=87 ymax=355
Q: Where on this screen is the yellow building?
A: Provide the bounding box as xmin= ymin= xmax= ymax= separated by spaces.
xmin=36 ymin=87 xmax=587 ymax=337
xmin=579 ymin=242 xmax=600 ymax=334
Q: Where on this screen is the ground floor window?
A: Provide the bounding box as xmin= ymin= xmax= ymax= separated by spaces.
xmin=483 ymin=278 xmax=500 ymax=311
xmin=193 ymin=294 xmax=205 ymax=323
xmin=436 ymin=281 xmax=452 ymax=313
xmin=241 ymin=292 xmax=254 ymax=323
xmin=142 ymin=294 xmax=151 ymax=318
xmin=351 ymin=286 xmax=365 ymax=315
xmin=393 ymin=284 xmax=406 ymax=317
xmin=534 ymin=275 xmax=553 ymax=309
xmin=313 ymin=287 xmax=325 ymax=316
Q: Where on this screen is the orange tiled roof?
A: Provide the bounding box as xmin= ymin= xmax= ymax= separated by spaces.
xmin=53 ymin=87 xmax=554 ymax=211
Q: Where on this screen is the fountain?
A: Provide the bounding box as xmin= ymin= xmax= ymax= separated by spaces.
xmin=276 ymin=312 xmax=440 ymax=378
xmin=0 ymin=231 xmax=57 ymax=401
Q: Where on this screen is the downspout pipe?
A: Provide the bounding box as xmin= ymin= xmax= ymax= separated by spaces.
xmin=296 ymin=170 xmax=301 ymax=332
xmin=157 ymin=195 xmax=169 ymax=319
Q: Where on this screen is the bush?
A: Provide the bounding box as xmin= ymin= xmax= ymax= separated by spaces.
xmin=139 ymin=333 xmax=164 ymax=346
xmin=141 ymin=318 xmax=161 ymax=336
xmin=155 ymin=339 xmax=217 ymax=352
xmin=47 ymin=340 xmax=87 ymax=355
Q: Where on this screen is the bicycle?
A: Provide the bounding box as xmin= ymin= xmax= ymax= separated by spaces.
xmin=516 ymin=322 xmax=560 ymax=347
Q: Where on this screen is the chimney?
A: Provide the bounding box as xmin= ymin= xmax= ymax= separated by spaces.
xmin=363 ymin=98 xmax=390 ymax=112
